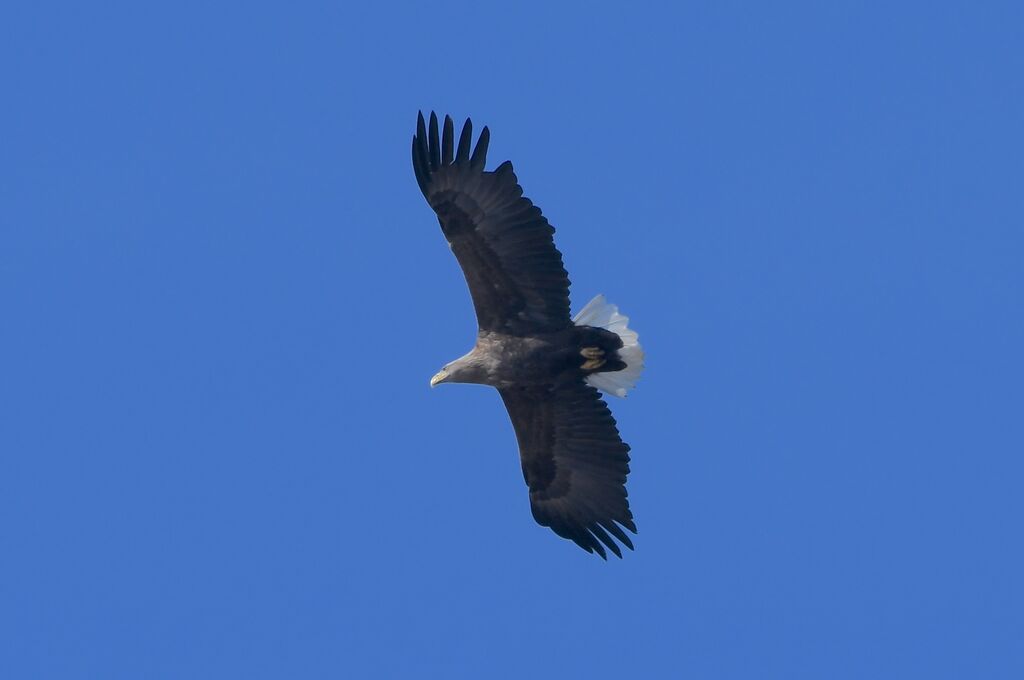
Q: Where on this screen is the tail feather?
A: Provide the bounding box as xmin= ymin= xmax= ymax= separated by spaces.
xmin=573 ymin=295 xmax=644 ymax=398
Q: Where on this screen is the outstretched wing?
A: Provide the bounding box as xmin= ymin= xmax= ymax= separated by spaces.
xmin=499 ymin=381 xmax=637 ymax=558
xmin=412 ymin=111 xmax=572 ymax=335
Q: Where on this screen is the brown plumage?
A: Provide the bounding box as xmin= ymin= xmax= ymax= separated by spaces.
xmin=413 ymin=112 xmax=643 ymax=559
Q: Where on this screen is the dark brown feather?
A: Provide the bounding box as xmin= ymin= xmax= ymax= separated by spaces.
xmin=412 ymin=111 xmax=572 ymax=335
xmin=498 ymin=381 xmax=636 ymax=559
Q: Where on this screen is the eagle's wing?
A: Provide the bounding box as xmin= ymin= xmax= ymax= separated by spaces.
xmin=412 ymin=112 xmax=572 ymax=335
xmin=498 ymin=382 xmax=637 ymax=558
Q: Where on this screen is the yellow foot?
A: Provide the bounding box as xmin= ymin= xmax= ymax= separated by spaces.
xmin=581 ymin=346 xmax=606 ymax=370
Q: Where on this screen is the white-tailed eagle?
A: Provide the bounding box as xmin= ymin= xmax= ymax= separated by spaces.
xmin=412 ymin=112 xmax=644 ymax=559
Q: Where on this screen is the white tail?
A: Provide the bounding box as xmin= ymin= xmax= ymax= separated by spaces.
xmin=573 ymin=294 xmax=644 ymax=398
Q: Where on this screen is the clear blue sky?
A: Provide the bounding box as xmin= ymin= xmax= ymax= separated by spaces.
xmin=2 ymin=2 xmax=1022 ymax=678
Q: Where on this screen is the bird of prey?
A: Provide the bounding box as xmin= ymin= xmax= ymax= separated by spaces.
xmin=412 ymin=112 xmax=644 ymax=559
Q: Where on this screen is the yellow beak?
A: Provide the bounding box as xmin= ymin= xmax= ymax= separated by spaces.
xmin=430 ymin=370 xmax=447 ymax=388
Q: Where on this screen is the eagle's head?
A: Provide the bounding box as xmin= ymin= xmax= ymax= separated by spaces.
xmin=430 ymin=351 xmax=488 ymax=388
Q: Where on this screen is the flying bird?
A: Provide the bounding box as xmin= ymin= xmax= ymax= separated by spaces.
xmin=412 ymin=112 xmax=644 ymax=559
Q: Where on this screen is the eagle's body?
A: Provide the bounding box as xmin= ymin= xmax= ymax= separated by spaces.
xmin=413 ymin=112 xmax=644 ymax=559
xmin=435 ymin=326 xmax=626 ymax=389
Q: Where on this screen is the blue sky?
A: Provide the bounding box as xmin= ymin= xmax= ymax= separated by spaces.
xmin=2 ymin=1 xmax=1022 ymax=677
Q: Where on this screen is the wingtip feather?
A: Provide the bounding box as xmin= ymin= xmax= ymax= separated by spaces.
xmin=442 ymin=115 xmax=454 ymax=164
xmin=590 ymin=524 xmax=623 ymax=558
xmin=470 ymin=125 xmax=490 ymax=170
xmin=456 ymin=118 xmax=473 ymax=162
xmin=428 ymin=112 xmax=440 ymax=170
xmin=416 ymin=111 xmax=426 ymax=140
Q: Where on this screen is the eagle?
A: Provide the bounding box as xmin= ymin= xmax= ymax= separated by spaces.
xmin=412 ymin=112 xmax=644 ymax=559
